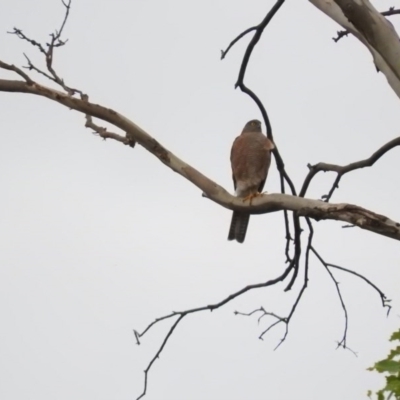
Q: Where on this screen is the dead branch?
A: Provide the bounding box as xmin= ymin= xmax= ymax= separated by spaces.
xmin=311 ymin=246 xmax=390 ymax=352
xmin=221 ymin=0 xmax=299 ymax=287
xmin=300 ymin=136 xmax=400 ymax=201
xmin=235 ymin=219 xmax=312 ymax=346
xmin=315 ymin=250 xmax=350 ymax=350
xmin=311 ymin=248 xmax=391 ymax=314
xmin=0 ymin=60 xmax=33 ymax=83
xmin=220 ymin=26 xmax=257 ymax=59
xmin=2 ymin=77 xmax=400 ymax=240
xmin=134 ymin=264 xmax=293 ymax=400
xmin=8 ymin=0 xmax=81 ymax=95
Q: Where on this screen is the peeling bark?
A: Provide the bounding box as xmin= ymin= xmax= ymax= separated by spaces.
xmin=309 ymin=0 xmax=400 ymax=99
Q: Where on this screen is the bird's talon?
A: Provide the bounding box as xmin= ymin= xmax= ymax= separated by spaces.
xmin=242 ymin=192 xmax=262 ymax=205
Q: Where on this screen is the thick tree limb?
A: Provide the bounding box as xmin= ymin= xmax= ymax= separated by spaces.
xmin=1 ymin=77 xmax=399 ymax=241
xmin=333 ymin=7 xmax=400 ymax=42
xmin=309 ymin=0 xmax=400 ymax=99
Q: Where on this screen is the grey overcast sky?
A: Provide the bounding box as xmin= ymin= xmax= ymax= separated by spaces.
xmin=1 ymin=1 xmax=399 ymax=399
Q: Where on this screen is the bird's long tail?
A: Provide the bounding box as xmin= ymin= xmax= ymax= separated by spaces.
xmin=228 ymin=212 xmax=250 ymax=243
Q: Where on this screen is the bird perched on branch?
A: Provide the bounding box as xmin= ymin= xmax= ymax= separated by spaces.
xmin=228 ymin=119 xmax=275 ymax=243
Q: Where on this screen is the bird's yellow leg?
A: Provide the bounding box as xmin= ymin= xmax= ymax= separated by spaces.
xmin=242 ymin=192 xmax=262 ymax=204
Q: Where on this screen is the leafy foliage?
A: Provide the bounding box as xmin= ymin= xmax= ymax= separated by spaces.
xmin=368 ymin=329 xmax=400 ymax=400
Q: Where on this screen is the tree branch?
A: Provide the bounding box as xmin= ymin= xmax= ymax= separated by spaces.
xmin=309 ymin=0 xmax=400 ymax=99
xmin=333 ymin=7 xmax=400 ymax=43
xmin=221 ymin=1 xmax=299 ymax=283
xmin=8 ymin=0 xmax=80 ymax=95
xmin=0 ymin=60 xmax=33 ymax=83
xmin=300 ymin=136 xmax=400 ymax=200
xmin=311 ymin=248 xmax=391 ymax=315
xmin=134 ymin=264 xmax=294 ymax=400
xmin=220 ymin=26 xmax=257 ymax=59
xmin=1 ymin=78 xmax=399 ymax=240
xmin=315 ymin=249 xmax=350 ymax=350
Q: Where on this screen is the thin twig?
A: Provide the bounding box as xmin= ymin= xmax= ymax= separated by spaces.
xmin=326 ymin=262 xmax=391 ymax=315
xmin=316 ymin=252 xmax=350 ymax=350
xmin=9 ymin=0 xmax=81 ymax=95
xmin=0 ymin=60 xmax=33 ymax=84
xmin=137 ymin=315 xmax=184 ymax=400
xmin=221 ymin=26 xmax=257 ymax=59
xmin=85 ymin=110 xmax=134 ymax=146
xmin=311 ymin=246 xmax=391 ymax=352
xmin=8 ymin=28 xmax=47 ymax=54
xmin=284 ymin=215 xmax=302 ymax=291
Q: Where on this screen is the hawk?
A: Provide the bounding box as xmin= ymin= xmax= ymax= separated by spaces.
xmin=228 ymin=119 xmax=275 ymax=243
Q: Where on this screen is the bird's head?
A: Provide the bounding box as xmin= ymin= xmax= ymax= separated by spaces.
xmin=244 ymin=119 xmax=262 ymax=132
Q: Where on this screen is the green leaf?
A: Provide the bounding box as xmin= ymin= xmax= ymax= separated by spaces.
xmin=374 ymin=360 xmax=400 ymax=374
xmin=368 ymin=329 xmax=400 ymax=399
xmin=385 ymin=375 xmax=400 ymax=395
xmin=387 ymin=346 xmax=400 ymax=360
xmin=390 ymin=331 xmax=400 ymax=342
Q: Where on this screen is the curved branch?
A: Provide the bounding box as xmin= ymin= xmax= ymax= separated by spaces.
xmin=232 ymin=1 xmax=297 ymax=199
xmin=309 ymin=0 xmax=400 ymax=99
xmin=8 ymin=0 xmax=79 ymax=95
xmin=315 ymin=250 xmax=350 ymax=350
xmin=237 ymin=220 xmax=312 ymax=346
xmin=136 ymin=315 xmax=184 ymax=400
xmin=223 ymin=0 xmax=300 ymax=284
xmin=1 ymin=78 xmax=400 ymax=240
xmin=0 ymin=60 xmax=33 ymax=83
xmin=134 ymin=264 xmax=294 ymax=399
xmin=333 ymin=7 xmax=400 ymax=42
xmin=311 ymin=248 xmax=391 ymax=315
xmin=220 ymin=26 xmax=257 ymax=59
xmin=311 ymin=246 xmax=391 ymax=352
xmin=300 ymin=136 xmax=400 ymax=200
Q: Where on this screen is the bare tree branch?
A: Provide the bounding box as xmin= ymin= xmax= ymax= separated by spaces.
xmin=0 ymin=60 xmax=33 ymax=83
xmin=309 ymin=0 xmax=400 ymax=99
xmin=8 ymin=28 xmax=47 ymax=55
xmin=300 ymin=136 xmax=400 ymax=200
xmin=136 ymin=315 xmax=184 ymax=400
xmin=311 ymin=246 xmax=391 ymax=353
xmin=134 ymin=264 xmax=294 ymax=400
xmin=221 ymin=0 xmax=299 ymax=284
xmin=235 ymin=219 xmax=313 ymax=345
xmin=311 ymin=248 xmax=391 ymax=315
xmin=220 ymin=26 xmax=257 ymax=59
xmin=1 ymin=78 xmax=399 ymax=241
xmin=333 ymin=7 xmax=400 ymax=42
xmin=284 ymin=215 xmax=302 ymax=291
xmin=7 ymin=0 xmax=80 ymax=95
xmin=84 ymin=108 xmax=134 ymax=146
xmin=315 ymin=249 xmax=350 ymax=350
